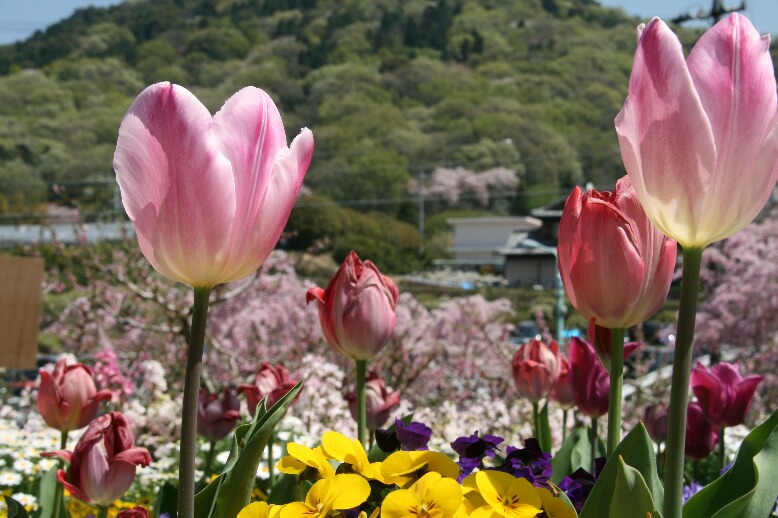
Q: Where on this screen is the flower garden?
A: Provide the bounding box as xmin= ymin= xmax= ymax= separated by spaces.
xmin=2 ymin=12 xmax=778 ymax=518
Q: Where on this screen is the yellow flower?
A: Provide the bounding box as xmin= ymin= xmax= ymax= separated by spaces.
xmin=469 ymin=470 xmax=542 ymax=518
xmin=536 ymin=487 xmax=577 ymax=518
xmin=381 ymin=450 xmax=460 ymax=487
xmin=277 ymin=443 xmax=336 ymax=479
xmin=279 ymin=474 xmax=370 ymax=518
xmin=321 ymin=431 xmax=388 ymax=483
xmin=382 ymin=471 xmax=463 ymax=518
xmin=238 ymin=501 xmax=282 ymax=518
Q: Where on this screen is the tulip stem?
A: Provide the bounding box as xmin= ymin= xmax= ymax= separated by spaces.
xmin=178 ymin=286 xmax=212 ymax=518
xmin=562 ymin=409 xmax=568 ymax=443
xmin=201 ymin=440 xmax=216 ymax=485
xmin=589 ymin=416 xmax=599 ymax=474
xmin=533 ymin=401 xmax=540 ymax=441
xmin=607 ymin=327 xmax=625 ymax=457
xmin=51 ymin=431 xmax=67 ymax=518
xmin=268 ymin=431 xmax=275 ymax=488
xmin=719 ymin=427 xmax=726 ymax=471
xmin=356 ymin=360 xmax=367 ymax=447
xmin=97 ymin=506 xmax=108 ymax=518
xmin=663 ymin=247 xmax=703 ymax=518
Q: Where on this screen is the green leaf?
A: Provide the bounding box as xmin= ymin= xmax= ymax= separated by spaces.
xmin=154 ymin=482 xmax=178 ymax=518
xmin=538 ymin=401 xmax=552 ymax=454
xmin=37 ymin=465 xmax=59 ymax=518
xmin=551 ymin=426 xmax=602 ymax=483
xmin=266 ymin=473 xmax=300 ymax=505
xmin=683 ymin=407 xmax=778 ymax=518
xmin=4 ymin=496 xmax=32 ymax=518
xmin=580 ymin=423 xmax=664 ymax=518
xmin=194 ymin=381 xmax=302 ymax=518
xmin=611 ymin=456 xmax=662 ymax=517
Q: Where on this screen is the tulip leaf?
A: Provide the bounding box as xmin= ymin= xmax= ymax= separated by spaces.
xmin=683 ymin=407 xmax=778 ymax=518
xmin=551 ymin=426 xmax=603 ymax=483
xmin=194 ymin=381 xmax=302 ymax=518
xmin=538 ymin=401 xmax=552 ymax=454
xmin=611 ymin=456 xmax=662 ymax=517
xmin=579 ymin=423 xmax=664 ymax=518
xmin=154 ymin=482 xmax=179 ymax=518
xmin=267 ymin=473 xmax=301 ymax=504
xmin=3 ymin=496 xmax=32 ymax=518
xmin=37 ymin=465 xmax=60 ymax=518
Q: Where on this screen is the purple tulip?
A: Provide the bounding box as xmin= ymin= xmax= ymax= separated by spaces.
xmin=197 ymin=387 xmax=242 ymax=442
xmin=685 ymin=402 xmax=719 ymax=460
xmin=691 ymin=362 xmax=763 ymax=429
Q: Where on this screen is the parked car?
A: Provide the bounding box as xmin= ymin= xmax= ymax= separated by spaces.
xmin=510 ymin=321 xmax=542 ymax=347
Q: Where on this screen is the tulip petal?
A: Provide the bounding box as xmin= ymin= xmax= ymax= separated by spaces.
xmin=616 ymin=18 xmax=717 ymax=247
xmin=114 ymin=82 xmax=237 ymax=287
xmin=37 ymin=371 xmax=63 ymax=430
xmin=56 ymin=469 xmax=91 ymax=505
xmin=687 ymin=15 xmax=778 ymax=243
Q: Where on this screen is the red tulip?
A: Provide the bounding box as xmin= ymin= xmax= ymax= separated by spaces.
xmin=685 ymin=402 xmax=719 ymax=460
xmin=644 ymin=402 xmax=669 ymax=443
xmin=306 ymin=251 xmax=399 ymax=360
xmin=691 ymin=362 xmax=763 ymax=429
xmin=568 ymin=337 xmax=609 ymax=418
xmin=43 ymin=412 xmax=151 ymax=507
xmin=587 ymin=322 xmax=643 ymax=372
xmin=197 ymin=388 xmax=242 ymax=442
xmin=616 ymin=15 xmax=778 ymax=249
xmin=345 ymin=371 xmax=401 ymax=430
xmin=37 ymin=358 xmax=112 ymax=433
xmin=238 ymin=363 xmax=299 ymax=417
xmin=117 ymin=506 xmax=149 ymax=518
xmin=511 ymin=339 xmax=563 ymax=402
xmin=549 ymin=356 xmax=575 ymax=410
xmin=557 ymin=176 xmax=676 ymax=336
xmin=114 ymin=83 xmax=314 ymax=288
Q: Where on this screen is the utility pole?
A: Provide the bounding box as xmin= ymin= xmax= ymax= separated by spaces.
xmin=672 ymin=0 xmax=747 ymax=25
xmin=418 ymin=172 xmax=426 ymax=256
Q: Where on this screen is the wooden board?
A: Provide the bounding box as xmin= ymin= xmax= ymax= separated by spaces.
xmin=0 ymin=256 xmax=44 ymax=368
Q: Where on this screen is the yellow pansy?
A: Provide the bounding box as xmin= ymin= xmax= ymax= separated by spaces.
xmin=536 ymin=487 xmax=577 ymax=518
xmin=381 ymin=450 xmax=460 ymax=487
xmin=277 ymin=443 xmax=336 ymax=479
xmin=382 ymin=471 xmax=463 ymax=518
xmin=470 ymin=470 xmax=542 ymax=518
xmin=458 ymin=483 xmax=488 ymax=517
xmin=321 ymin=431 xmax=389 ymax=483
xmin=279 ymin=474 xmax=370 ymax=518
xmin=238 ymin=501 xmax=282 ymax=518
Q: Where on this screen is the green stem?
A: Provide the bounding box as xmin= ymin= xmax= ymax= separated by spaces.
xmin=178 ymin=286 xmax=212 ymax=518
xmin=268 ymin=431 xmax=276 ymax=488
xmin=607 ymin=327 xmax=625 ymax=457
xmin=201 ymin=440 xmax=216 ymax=484
xmin=589 ymin=416 xmax=599 ymax=474
xmin=562 ymin=409 xmax=568 ymax=443
xmin=97 ymin=506 xmax=109 ymax=518
xmin=356 ymin=359 xmax=367 ymax=447
xmin=533 ymin=401 xmax=540 ymax=440
xmin=663 ymin=247 xmax=704 ymax=518
xmin=51 ymin=431 xmax=68 ymax=518
xmin=719 ymin=427 xmax=726 ymax=471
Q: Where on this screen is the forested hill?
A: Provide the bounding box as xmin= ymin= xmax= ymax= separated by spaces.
xmin=0 ymin=0 xmax=710 ymax=222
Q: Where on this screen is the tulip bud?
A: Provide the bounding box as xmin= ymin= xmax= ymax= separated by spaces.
xmin=643 ymin=402 xmax=669 ymax=443
xmin=117 ymin=506 xmax=149 ymax=518
xmin=306 ymin=251 xmax=399 ymax=360
xmin=549 ymin=356 xmax=575 ymax=410
xmin=511 ymin=339 xmax=563 ymax=402
xmin=690 ymin=362 xmax=763 ymax=429
xmin=238 ymin=362 xmax=299 ymax=417
xmin=197 ymin=388 xmax=242 ymax=442
xmin=345 ymin=371 xmax=401 ymax=430
xmin=568 ymin=338 xmax=609 ymax=418
xmin=37 ymin=357 xmax=112 ymax=433
xmin=685 ymin=402 xmax=719 ymax=460
xmin=43 ymin=412 xmax=151 ymax=507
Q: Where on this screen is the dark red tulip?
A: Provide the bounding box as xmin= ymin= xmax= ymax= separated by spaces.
xmin=569 ymin=338 xmax=609 ymax=418
xmin=344 ymin=371 xmax=400 ymax=430
xmin=588 ymin=322 xmax=642 ymax=372
xmin=691 ymin=362 xmax=763 ymax=429
xmin=685 ymin=402 xmax=719 ymax=460
xmin=644 ymin=402 xmax=669 ymax=443
xmin=117 ymin=506 xmax=149 ymax=518
xmin=238 ymin=362 xmax=298 ymax=417
xmin=43 ymin=412 xmax=151 ymax=507
xmin=197 ymin=387 xmax=242 ymax=442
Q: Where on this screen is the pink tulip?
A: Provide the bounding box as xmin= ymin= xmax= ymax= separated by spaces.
xmin=238 ymin=362 xmax=299 ymax=417
xmin=117 ymin=506 xmax=149 ymax=518
xmin=37 ymin=358 xmax=112 ymax=433
xmin=114 ymin=82 xmax=314 ymax=288
xmin=549 ymin=355 xmax=575 ymax=410
xmin=345 ymin=371 xmax=401 ymax=430
xmin=306 ymin=250 xmax=399 ymax=360
xmin=644 ymin=402 xmax=669 ymax=443
xmin=616 ymin=15 xmax=778 ymax=249
xmin=568 ymin=337 xmax=610 ymax=418
xmin=685 ymin=402 xmax=719 ymax=460
xmin=691 ymin=362 xmax=763 ymax=429
xmin=197 ymin=387 xmax=242 ymax=442
xmin=511 ymin=339 xmax=563 ymax=402
xmin=43 ymin=412 xmax=151 ymax=507
xmin=558 ymin=177 xmax=676 ymax=337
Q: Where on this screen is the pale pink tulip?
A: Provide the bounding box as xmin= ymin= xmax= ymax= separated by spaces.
xmin=306 ymin=251 xmax=399 ymax=360
xmin=557 ymin=176 xmax=676 ymax=331
xmin=114 ymin=83 xmax=314 ymax=287
xmin=238 ymin=362 xmax=299 ymax=416
xmin=616 ymin=15 xmax=778 ymax=248
xmin=511 ymin=339 xmax=563 ymax=402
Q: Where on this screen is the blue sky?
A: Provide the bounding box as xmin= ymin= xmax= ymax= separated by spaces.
xmin=1 ymin=0 xmax=777 ymax=46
